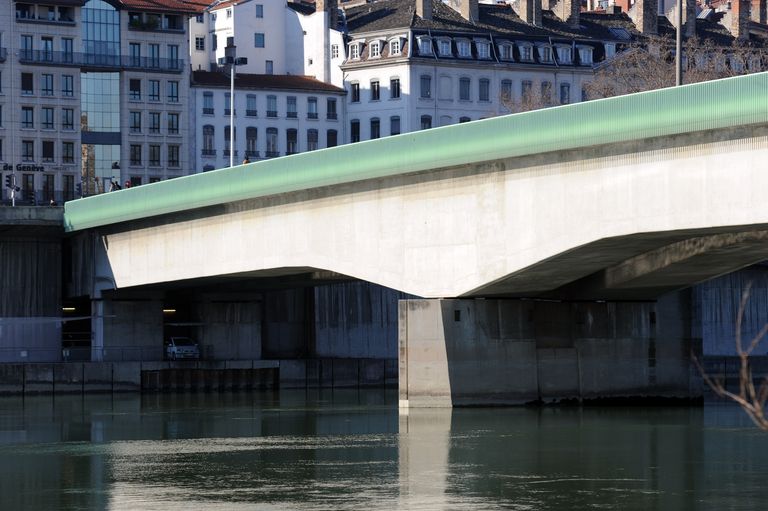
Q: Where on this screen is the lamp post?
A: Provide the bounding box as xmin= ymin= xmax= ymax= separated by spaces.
xmin=676 ymin=0 xmax=683 ymax=86
xmin=222 ymin=43 xmax=247 ymax=167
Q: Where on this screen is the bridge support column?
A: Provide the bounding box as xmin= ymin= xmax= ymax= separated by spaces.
xmin=91 ymin=293 xmax=164 ymax=362
xmin=399 ymin=294 xmax=700 ymax=408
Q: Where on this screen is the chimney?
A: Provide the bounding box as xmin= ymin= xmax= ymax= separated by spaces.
xmin=518 ymin=0 xmax=543 ymax=26
xmin=729 ymin=0 xmax=751 ymax=40
xmin=633 ymin=0 xmax=658 ymax=34
xmin=416 ymin=0 xmax=432 ymax=20
xmin=684 ymin=0 xmax=696 ymax=37
xmin=316 ymin=0 xmax=339 ymax=29
xmin=446 ymin=0 xmax=478 ymax=21
xmin=554 ymin=0 xmax=580 ymax=28
xmin=751 ymin=0 xmax=767 ymax=24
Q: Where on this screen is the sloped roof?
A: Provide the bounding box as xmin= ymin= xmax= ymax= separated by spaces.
xmin=119 ymin=0 xmax=203 ymax=13
xmin=191 ymin=71 xmax=346 ymax=93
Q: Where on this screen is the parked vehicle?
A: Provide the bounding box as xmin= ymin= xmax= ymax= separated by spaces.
xmin=165 ymin=337 xmax=200 ymax=360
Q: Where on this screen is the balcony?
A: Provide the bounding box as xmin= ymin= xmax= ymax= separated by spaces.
xmin=307 ymin=112 xmax=318 ymax=120
xmin=287 ymin=112 xmax=297 ymax=119
xmin=18 ymin=50 xmax=185 ymax=73
xmin=203 ymin=108 xmax=215 ymax=115
xmin=16 ymin=9 xmax=75 ymax=26
xmin=245 ymin=150 xmax=260 ymax=159
xmin=246 ymin=110 xmax=258 ymax=117
xmin=223 ymin=149 xmax=238 ymax=157
xmin=266 ymin=111 xmax=278 ymax=118
xmin=265 ymin=151 xmax=280 ymax=158
xmin=224 ymin=109 xmax=236 ymax=116
xmin=327 ymin=113 xmax=337 ymax=120
xmin=201 ymin=149 xmax=216 ymax=157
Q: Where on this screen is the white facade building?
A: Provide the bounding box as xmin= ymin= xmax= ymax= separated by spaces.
xmin=190 ymin=71 xmax=345 ymax=172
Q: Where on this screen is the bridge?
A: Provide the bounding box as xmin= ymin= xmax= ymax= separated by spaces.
xmin=64 ymin=73 xmax=768 ymax=406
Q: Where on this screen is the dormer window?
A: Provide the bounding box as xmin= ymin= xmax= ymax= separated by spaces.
xmin=475 ymin=40 xmax=490 ymax=59
xmin=497 ymin=42 xmax=513 ymax=61
xmin=390 ymin=38 xmax=401 ymax=55
xmin=537 ymin=44 xmax=553 ymax=63
xmin=439 ymin=39 xmax=451 ymax=56
xmin=349 ymin=42 xmax=362 ymax=60
xmin=577 ymin=45 xmax=593 ymax=65
xmin=555 ymin=45 xmax=572 ymax=64
xmin=604 ymin=43 xmax=616 ymax=60
xmin=457 ymin=40 xmax=471 ymax=58
xmin=417 ymin=36 xmax=433 ymax=55
xmin=370 ymin=41 xmax=381 ymax=58
xmin=517 ymin=42 xmax=533 ymax=62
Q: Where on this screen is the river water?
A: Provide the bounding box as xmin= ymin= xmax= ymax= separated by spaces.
xmin=0 ymin=390 xmax=766 ymax=510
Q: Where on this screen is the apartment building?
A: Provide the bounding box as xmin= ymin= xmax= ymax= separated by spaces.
xmin=1 ymin=0 xmax=195 ymax=204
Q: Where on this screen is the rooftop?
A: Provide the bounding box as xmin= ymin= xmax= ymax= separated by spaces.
xmin=191 ymin=71 xmax=347 ymax=93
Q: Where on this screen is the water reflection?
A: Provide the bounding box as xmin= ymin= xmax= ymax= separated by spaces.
xmin=0 ymin=391 xmax=766 ymax=510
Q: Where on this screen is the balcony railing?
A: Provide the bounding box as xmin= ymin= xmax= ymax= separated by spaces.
xmin=265 ymin=151 xmax=280 ymax=158
xmin=307 ymin=112 xmax=318 ymax=120
xmin=223 ymin=149 xmax=238 ymax=157
xmin=327 ymin=112 xmax=338 ymax=120
xmin=18 ymin=50 xmax=185 ymax=73
xmin=245 ymin=150 xmax=260 ymax=158
xmin=246 ymin=109 xmax=258 ymax=117
xmin=287 ymin=112 xmax=297 ymax=119
xmin=201 ymin=149 xmax=216 ymax=157
xmin=203 ymin=107 xmax=214 ymax=115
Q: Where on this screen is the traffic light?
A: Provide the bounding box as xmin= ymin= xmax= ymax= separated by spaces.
xmin=4 ymin=174 xmax=11 ymax=189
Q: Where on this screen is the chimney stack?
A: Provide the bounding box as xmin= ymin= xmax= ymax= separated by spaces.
xmin=553 ymin=0 xmax=580 ymax=28
xmin=684 ymin=0 xmax=696 ymax=37
xmin=731 ymin=0 xmax=751 ymax=40
xmin=446 ymin=0 xmax=478 ymax=22
xmin=316 ymin=0 xmax=339 ymax=29
xmin=633 ymin=0 xmax=658 ymax=35
xmin=518 ymin=0 xmax=543 ymax=26
xmin=751 ymin=0 xmax=767 ymax=24
xmin=416 ymin=0 xmax=432 ymax=20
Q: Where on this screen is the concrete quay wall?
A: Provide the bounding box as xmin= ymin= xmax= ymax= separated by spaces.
xmin=0 ymin=358 xmax=395 ymax=395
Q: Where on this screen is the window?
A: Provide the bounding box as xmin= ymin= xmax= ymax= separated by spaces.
xmin=254 ymin=33 xmax=265 ymax=48
xmin=130 ymin=144 xmax=142 ymax=165
xmin=556 ymin=46 xmax=572 ymax=64
xmin=21 ymin=34 xmax=33 ymax=60
xmin=256 ymin=4 xmax=263 ymax=17
xmin=149 ymin=43 xmax=160 ymax=67
xmin=459 ymin=78 xmax=470 ymax=101
xmin=578 ymin=46 xmax=593 ymax=65
xmin=149 ymin=80 xmax=160 ymax=101
xmin=418 ymin=37 xmax=432 ymax=55
xmin=266 ymin=128 xmax=278 ymax=157
xmin=498 ymin=43 xmax=512 ymax=61
xmin=42 ymin=141 xmax=54 ymax=162
xmin=520 ymin=44 xmax=533 ymax=62
xmin=420 ymin=75 xmax=432 ymax=99
xmin=212 ymin=34 xmax=217 ymax=51
xmin=420 ymin=115 xmax=432 ymax=130
xmin=224 ymin=125 xmax=235 ymax=152
xmin=149 ymin=145 xmax=161 ymax=166
xmin=327 ymin=98 xmax=337 ymax=120
xmin=203 ymin=92 xmax=214 ymax=114
xmin=168 ymin=113 xmax=179 ymax=134
xmin=286 ymin=129 xmax=297 ymax=154
xmin=195 ymin=37 xmax=205 ymax=51
xmin=196 ymin=13 xmax=204 ymax=23
xmin=457 ymin=40 xmax=471 ymax=58
xmin=129 ymin=79 xmax=141 ymax=100
xmin=149 ymin=112 xmax=160 ymax=133
xmin=501 ymin=79 xmax=513 ymax=103
xmin=168 ymin=145 xmax=180 ymax=167
xmin=62 ymin=142 xmax=74 ymax=164
xmin=351 ymin=83 xmax=360 ymax=102
xmin=42 ymin=74 xmax=54 ymax=96
xmin=287 ymin=96 xmax=297 ymax=118
xmin=129 ymin=42 xmax=141 ymax=66
xmin=560 ymin=83 xmax=571 ymax=104
xmin=226 ymin=8 xmax=232 ymax=18
xmin=331 ymin=44 xmax=339 ymax=59
xmin=370 ymin=42 xmax=380 ymax=58
xmin=538 ymin=45 xmax=552 ymax=63
xmin=267 ymin=96 xmax=277 ymax=117
xmin=246 ymin=95 xmax=257 ymax=116
xmin=307 ymin=97 xmax=318 ymax=119
xmin=477 ymin=42 xmax=490 ymax=59
xmin=350 ymin=43 xmax=360 ymax=60
xmin=22 ymin=107 xmax=34 ymax=129
xmin=62 ymin=108 xmax=74 ymax=130
xmin=21 ymin=73 xmax=34 ymax=95
xmin=370 ymin=118 xmax=380 ymax=139
xmin=62 ymin=75 xmax=74 ymax=97
xmin=266 ymin=60 xmax=273 ymax=74
xmin=371 ymin=80 xmax=380 ymax=101
xmin=439 ymin=39 xmax=451 ymax=56
xmin=350 ymin=120 xmax=360 ymax=143
xmin=246 ymin=127 xmax=258 ymax=157
xmin=541 ymin=81 xmax=552 ymax=105
xmin=42 ymin=107 xmax=54 ymax=129
xmin=390 ymin=116 xmax=400 ymax=136
xmin=479 ymin=78 xmax=490 ymax=102
xmin=225 ymin=93 xmax=233 ymax=115
xmin=130 ymin=111 xmax=142 ymax=133
xmin=41 ymin=37 xmax=53 ymax=61
xmin=390 ymin=78 xmax=400 ymax=99
xmin=203 ymin=125 xmax=215 ymax=155
xmin=327 ymin=129 xmax=337 ymax=148
xmin=62 ymin=38 xmax=74 ymax=63
xmin=522 ymin=80 xmax=532 ymax=101
xmin=167 ymin=81 xmax=179 ymax=102
xmin=22 ymin=140 xmax=34 ymax=161
xmin=307 ymin=129 xmax=318 ymax=151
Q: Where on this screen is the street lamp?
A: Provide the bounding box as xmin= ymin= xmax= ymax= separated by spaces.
xmin=221 ymin=44 xmax=248 ymax=168
xmin=676 ymin=0 xmax=683 ymax=86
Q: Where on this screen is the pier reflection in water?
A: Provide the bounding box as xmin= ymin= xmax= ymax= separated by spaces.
xmin=0 ymin=390 xmax=766 ymax=510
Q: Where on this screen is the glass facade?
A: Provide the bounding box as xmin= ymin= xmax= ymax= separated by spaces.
xmin=80 ymin=73 xmax=120 ymax=132
xmin=82 ymin=0 xmax=120 ymax=59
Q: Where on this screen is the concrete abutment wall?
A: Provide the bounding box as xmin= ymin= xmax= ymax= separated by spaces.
xmin=399 ymin=293 xmax=701 ymax=408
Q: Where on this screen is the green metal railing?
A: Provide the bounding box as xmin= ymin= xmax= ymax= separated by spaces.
xmin=64 ymin=72 xmax=768 ymax=232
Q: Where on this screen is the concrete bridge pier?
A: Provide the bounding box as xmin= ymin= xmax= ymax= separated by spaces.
xmin=91 ymin=291 xmax=164 ymax=362
xmin=398 ymin=292 xmax=701 ymax=408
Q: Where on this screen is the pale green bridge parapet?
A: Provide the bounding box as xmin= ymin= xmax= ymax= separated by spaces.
xmin=63 ymin=73 xmax=768 ymax=233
